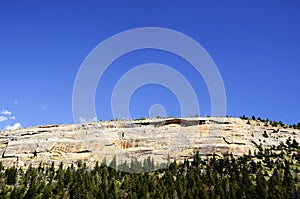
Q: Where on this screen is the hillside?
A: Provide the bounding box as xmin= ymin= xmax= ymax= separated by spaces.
xmin=0 ymin=117 xmax=299 ymax=168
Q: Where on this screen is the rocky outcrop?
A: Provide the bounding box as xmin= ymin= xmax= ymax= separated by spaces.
xmin=0 ymin=117 xmax=299 ymax=168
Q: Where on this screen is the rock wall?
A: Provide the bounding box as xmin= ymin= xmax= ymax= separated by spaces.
xmin=0 ymin=117 xmax=299 ymax=168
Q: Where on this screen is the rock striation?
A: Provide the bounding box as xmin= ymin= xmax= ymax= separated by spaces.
xmin=0 ymin=117 xmax=299 ymax=168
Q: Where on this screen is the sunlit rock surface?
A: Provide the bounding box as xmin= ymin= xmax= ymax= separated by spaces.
xmin=0 ymin=117 xmax=299 ymax=167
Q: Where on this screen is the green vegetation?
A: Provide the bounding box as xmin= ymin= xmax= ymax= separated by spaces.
xmin=0 ymin=139 xmax=300 ymax=198
xmin=240 ymin=115 xmax=300 ymax=129
xmin=263 ymin=131 xmax=269 ymax=138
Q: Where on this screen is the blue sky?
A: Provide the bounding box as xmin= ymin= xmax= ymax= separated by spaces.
xmin=0 ymin=1 xmax=300 ymax=129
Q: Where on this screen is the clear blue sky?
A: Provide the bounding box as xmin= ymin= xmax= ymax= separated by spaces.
xmin=0 ymin=0 xmax=299 ymax=129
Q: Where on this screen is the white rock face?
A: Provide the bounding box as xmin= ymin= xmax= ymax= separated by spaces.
xmin=0 ymin=117 xmax=299 ymax=168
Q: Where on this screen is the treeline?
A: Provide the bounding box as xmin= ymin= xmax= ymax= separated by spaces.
xmin=1 ymin=142 xmax=300 ymax=199
xmin=240 ymin=115 xmax=300 ymax=129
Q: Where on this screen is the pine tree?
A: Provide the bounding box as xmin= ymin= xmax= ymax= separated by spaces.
xmin=268 ymin=168 xmax=284 ymax=199
xmin=255 ymin=171 xmax=267 ymax=198
xmin=5 ymin=166 xmax=17 ymax=185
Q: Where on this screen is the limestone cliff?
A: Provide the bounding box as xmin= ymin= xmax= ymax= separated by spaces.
xmin=0 ymin=117 xmax=298 ymax=168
